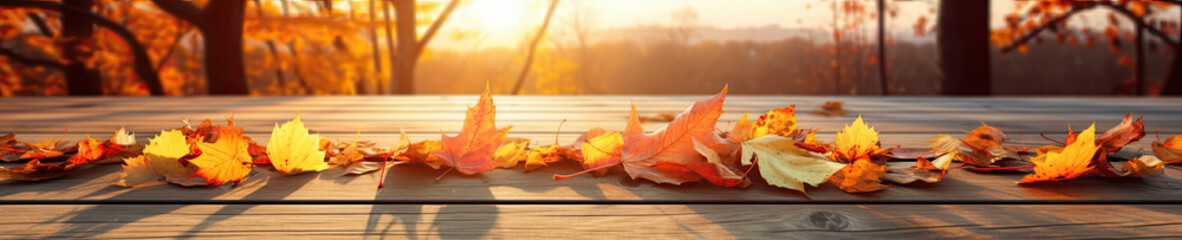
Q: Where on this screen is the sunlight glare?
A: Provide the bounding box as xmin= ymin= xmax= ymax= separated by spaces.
xmin=472 ymin=1 xmax=523 ymax=31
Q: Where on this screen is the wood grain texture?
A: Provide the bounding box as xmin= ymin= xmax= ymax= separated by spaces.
xmin=1 ymin=204 xmax=1180 ymax=238
xmin=0 ymin=96 xmax=1179 ymax=202
xmin=3 ymin=96 xmax=1182 ymax=237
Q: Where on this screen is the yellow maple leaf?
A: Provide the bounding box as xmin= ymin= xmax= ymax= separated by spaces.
xmin=524 ymin=145 xmax=574 ymax=171
xmin=268 ymin=115 xmax=329 ymax=174
xmin=115 ymin=156 xmax=162 ymax=188
xmin=748 ymin=105 xmax=797 ymax=140
xmin=1020 ymin=124 xmax=1098 ymax=184
xmin=835 ymin=115 xmax=880 ymax=161
xmin=491 ymin=138 xmax=531 ymax=168
xmin=115 ymin=130 xmax=204 ymax=187
xmin=740 ymin=135 xmax=846 ymax=195
xmin=580 ymin=131 xmax=623 ymax=175
xmin=189 ymin=130 xmax=253 ymax=185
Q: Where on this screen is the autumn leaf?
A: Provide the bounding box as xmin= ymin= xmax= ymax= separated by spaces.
xmin=828 ymin=159 xmax=890 ymax=193
xmin=810 ymin=101 xmax=849 ymax=117
xmin=577 ymin=130 xmax=623 ymax=176
xmin=1020 ymin=124 xmax=1098 ymax=184
xmin=748 ymin=106 xmax=800 ymax=140
xmin=491 ymin=138 xmax=531 ymax=168
xmin=0 ymin=159 xmax=79 ymax=181
xmin=433 ymin=86 xmax=513 ymax=175
xmin=92 ymin=128 xmax=146 ymax=164
xmin=115 ymin=156 xmax=165 ymax=188
xmin=964 ymin=122 xmax=1007 ymax=146
xmin=335 ymin=130 xmax=410 ymax=175
xmin=267 ymin=115 xmax=330 ymax=174
xmin=142 ymin=130 xmax=205 ymax=186
xmin=524 ymin=145 xmax=576 ymax=171
xmin=617 ymin=87 xmax=740 ymax=186
xmin=1152 ymin=135 xmax=1182 ymax=164
xmin=740 ymin=135 xmax=846 ymax=195
xmin=726 ymin=113 xmax=753 ymax=143
xmin=399 ymin=139 xmax=444 ymax=169
xmin=1095 ymin=113 xmax=1144 ymax=154
xmin=110 ymin=126 xmax=136 ymax=145
xmin=884 ymin=156 xmax=948 ymax=185
xmin=1119 ymin=155 xmax=1164 ymax=178
xmin=69 ymin=136 xmax=108 ymax=164
xmin=188 ymin=128 xmax=253 ymax=186
xmin=833 ymin=115 xmax=888 ymax=162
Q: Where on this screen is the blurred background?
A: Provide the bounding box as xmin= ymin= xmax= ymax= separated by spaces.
xmin=0 ymin=0 xmax=1179 ymax=96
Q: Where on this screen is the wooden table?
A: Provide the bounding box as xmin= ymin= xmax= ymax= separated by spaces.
xmin=2 ymin=96 xmax=1181 ymax=238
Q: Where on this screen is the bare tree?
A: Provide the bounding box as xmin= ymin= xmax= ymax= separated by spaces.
xmin=560 ymin=0 xmax=597 ymax=93
xmin=389 ymin=0 xmax=461 ymax=94
xmin=1 ymin=0 xmax=164 ymax=95
xmin=153 ymin=0 xmax=249 ymax=95
xmin=512 ymin=0 xmax=562 ymax=95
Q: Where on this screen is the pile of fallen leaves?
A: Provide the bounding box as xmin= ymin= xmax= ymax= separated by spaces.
xmin=1 ymin=87 xmax=1176 ymax=196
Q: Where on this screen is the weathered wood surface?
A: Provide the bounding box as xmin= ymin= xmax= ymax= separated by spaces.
xmin=2 ymin=96 xmax=1181 ymax=237
xmin=2 ymin=204 xmax=1181 ymax=238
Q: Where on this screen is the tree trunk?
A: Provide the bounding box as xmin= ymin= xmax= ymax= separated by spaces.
xmin=382 ymin=0 xmax=397 ymax=95
xmin=1162 ymin=13 xmax=1182 ymax=96
xmin=200 ymin=0 xmax=248 ymax=95
xmin=365 ymin=0 xmax=382 ymax=95
xmin=391 ymin=0 xmax=417 ymax=94
xmin=876 ymin=0 xmax=889 ymax=95
xmin=936 ymin=0 xmax=990 ymax=95
xmin=62 ymin=0 xmax=102 ymax=95
xmin=1135 ymin=21 xmax=1145 ymax=96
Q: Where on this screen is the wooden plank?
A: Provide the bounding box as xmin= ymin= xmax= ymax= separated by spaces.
xmin=0 ymin=96 xmax=1178 ymax=202
xmin=1 ymin=204 xmax=1179 ymax=238
xmin=3 ymin=96 xmax=1181 ymax=113
xmin=0 ymin=132 xmax=1155 ymax=158
xmin=2 ymin=159 xmax=1180 ymax=202
xmin=1 ymin=116 xmax=1178 ymax=135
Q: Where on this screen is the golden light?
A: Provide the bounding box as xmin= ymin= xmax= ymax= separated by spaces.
xmin=469 ymin=1 xmax=524 ymax=31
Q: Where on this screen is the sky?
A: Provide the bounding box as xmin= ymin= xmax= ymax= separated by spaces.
xmin=426 ymin=0 xmax=1179 ymax=51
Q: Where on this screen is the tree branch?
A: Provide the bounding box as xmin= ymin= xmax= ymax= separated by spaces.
xmin=156 ymin=24 xmax=191 ymax=70
xmin=511 ymin=0 xmax=559 ymax=95
xmin=417 ymin=0 xmax=460 ymax=51
xmin=150 ymin=0 xmax=204 ymax=27
xmin=0 ymin=48 xmax=65 ymax=69
xmin=0 ymin=0 xmax=164 ymax=95
xmin=1001 ymin=4 xmax=1182 ymax=53
xmin=1101 ymin=4 xmax=1180 ymax=47
xmin=26 ymin=13 xmax=53 ymax=37
xmin=999 ymin=10 xmax=1080 ymax=53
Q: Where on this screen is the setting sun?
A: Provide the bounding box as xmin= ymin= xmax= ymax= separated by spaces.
xmin=469 ymin=1 xmax=524 ymax=31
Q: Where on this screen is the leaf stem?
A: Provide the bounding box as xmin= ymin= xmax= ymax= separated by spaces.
xmin=553 ymin=162 xmax=620 ymax=180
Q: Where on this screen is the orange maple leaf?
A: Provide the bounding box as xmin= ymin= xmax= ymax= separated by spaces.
xmin=1095 ymin=113 xmax=1144 ymax=154
xmin=1020 ymin=124 xmax=1099 ymax=184
xmin=0 ymin=159 xmax=79 ymax=181
xmin=188 ymin=128 xmax=253 ymax=185
xmin=617 ymin=87 xmax=742 ymax=186
xmin=1153 ymin=135 xmax=1182 ymax=164
xmin=828 ymin=159 xmax=890 ymax=192
xmin=433 ymin=86 xmax=513 ymax=175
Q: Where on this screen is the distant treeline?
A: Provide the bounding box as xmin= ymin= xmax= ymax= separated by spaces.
xmin=415 ymin=34 xmax=1172 ymax=95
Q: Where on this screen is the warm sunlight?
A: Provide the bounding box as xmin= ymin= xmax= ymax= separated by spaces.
xmin=469 ymin=0 xmax=525 ymax=31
